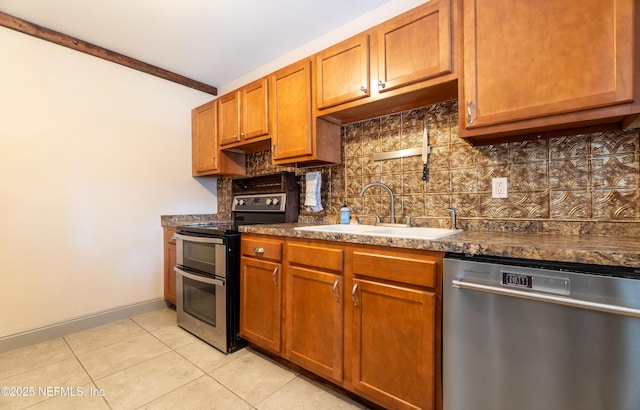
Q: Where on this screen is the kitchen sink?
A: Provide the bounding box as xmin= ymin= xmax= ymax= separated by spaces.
xmin=367 ymin=226 xmax=461 ymax=240
xmin=295 ymin=224 xmax=387 ymax=234
xmin=294 ymin=224 xmax=461 ymax=240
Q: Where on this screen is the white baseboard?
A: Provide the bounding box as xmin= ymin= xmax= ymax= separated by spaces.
xmin=0 ymin=298 xmax=169 ymax=354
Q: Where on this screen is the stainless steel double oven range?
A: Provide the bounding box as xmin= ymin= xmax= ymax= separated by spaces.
xmin=173 ymin=173 xmax=299 ymax=353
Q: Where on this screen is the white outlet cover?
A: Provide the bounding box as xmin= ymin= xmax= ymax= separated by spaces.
xmin=492 ymin=177 xmax=508 ymax=198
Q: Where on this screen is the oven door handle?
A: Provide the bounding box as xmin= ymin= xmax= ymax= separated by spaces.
xmin=174 ymin=266 xmax=225 ymax=287
xmin=173 ymin=233 xmax=224 ymax=245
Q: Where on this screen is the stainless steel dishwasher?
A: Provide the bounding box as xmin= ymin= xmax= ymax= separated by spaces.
xmin=443 ymin=253 xmax=640 ymax=410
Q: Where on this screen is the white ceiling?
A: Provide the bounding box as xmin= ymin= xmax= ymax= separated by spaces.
xmin=0 ymin=0 xmax=396 ymax=93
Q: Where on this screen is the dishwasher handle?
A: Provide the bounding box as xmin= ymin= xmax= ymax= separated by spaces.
xmin=452 ymin=279 xmax=640 ymax=319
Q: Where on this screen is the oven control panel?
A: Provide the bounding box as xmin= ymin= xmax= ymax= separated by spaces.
xmin=232 ymin=193 xmax=287 ymax=212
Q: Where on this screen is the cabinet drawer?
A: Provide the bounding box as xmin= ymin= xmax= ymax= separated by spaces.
xmin=288 ymin=243 xmax=344 ymax=272
xmin=242 ymin=237 xmax=282 ymax=262
xmin=353 ymin=251 xmax=438 ymax=288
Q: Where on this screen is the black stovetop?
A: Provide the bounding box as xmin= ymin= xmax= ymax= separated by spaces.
xmin=176 ymin=222 xmax=237 ymax=237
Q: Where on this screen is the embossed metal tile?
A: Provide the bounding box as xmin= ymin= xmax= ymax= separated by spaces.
xmin=591 ymin=155 xmax=638 ymax=188
xmin=510 ymin=139 xmax=548 ymax=163
xmin=550 ymin=190 xmax=590 ymax=219
xmin=450 ymin=143 xmax=479 ymax=169
xmin=510 ymin=162 xmax=548 ymax=192
xmin=549 ymin=158 xmax=589 ymax=190
xmin=592 ymin=188 xmax=639 ymax=220
xmin=549 ymin=135 xmax=589 ymax=159
xmin=592 ymin=130 xmax=638 ymax=155
xmin=477 ymin=144 xmax=510 ymax=166
xmin=237 ymin=101 xmax=639 ymax=224
xmin=480 ymin=191 xmax=550 ymax=219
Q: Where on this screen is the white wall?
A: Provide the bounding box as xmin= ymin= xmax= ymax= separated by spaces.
xmin=0 ymin=27 xmax=217 ymax=337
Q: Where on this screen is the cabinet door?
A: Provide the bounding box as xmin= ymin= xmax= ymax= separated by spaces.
xmin=351 ymin=278 xmax=436 ymax=410
xmin=242 ymin=77 xmax=269 ymax=140
xmin=286 ymin=266 xmax=343 ymax=383
xmin=316 ymin=34 xmax=370 ymax=109
xmin=271 ymin=59 xmax=313 ymax=163
xmin=163 ymin=228 xmax=177 ymax=305
xmin=240 ymin=257 xmax=282 ymax=353
xmin=191 ymin=100 xmax=218 ymax=174
xmin=462 ymin=0 xmax=634 ymax=130
xmin=218 ymin=91 xmax=241 ymax=146
xmin=377 ymin=0 xmax=451 ymax=93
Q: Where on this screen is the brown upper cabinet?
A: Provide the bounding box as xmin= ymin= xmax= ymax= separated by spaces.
xmin=218 ymin=77 xmax=270 ymax=153
xmin=460 ymin=0 xmax=640 ymax=144
xmin=191 ymin=0 xmax=640 ymax=166
xmin=316 ymin=34 xmax=371 ymax=110
xmin=270 ymin=59 xmax=341 ymax=166
xmin=376 ymin=0 xmax=452 ymax=93
xmin=314 ymin=0 xmax=457 ymax=122
xmin=192 ymin=100 xmax=245 ymax=177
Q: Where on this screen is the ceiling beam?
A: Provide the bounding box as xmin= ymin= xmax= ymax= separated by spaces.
xmin=0 ymin=11 xmax=218 ymax=96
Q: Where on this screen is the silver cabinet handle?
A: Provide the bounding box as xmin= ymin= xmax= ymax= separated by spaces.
xmin=452 ymin=280 xmax=640 ymax=319
xmin=360 ymin=85 xmax=367 ymax=93
xmin=240 ymin=132 xmax=246 ymax=137
xmin=467 ymin=100 xmax=475 ymax=124
xmin=272 ymin=266 xmax=279 ymax=286
xmin=351 ymin=283 xmax=359 ymax=307
xmin=233 ymin=134 xmax=239 ymax=140
xmin=332 ymin=279 xmax=340 ymax=302
xmin=378 ymin=80 xmax=385 ymax=89
xmin=254 ymin=247 xmax=265 ymax=255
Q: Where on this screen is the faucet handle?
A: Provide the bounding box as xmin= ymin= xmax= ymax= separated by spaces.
xmin=405 ymin=215 xmax=420 ymax=227
xmin=445 ymin=208 xmax=457 ymax=230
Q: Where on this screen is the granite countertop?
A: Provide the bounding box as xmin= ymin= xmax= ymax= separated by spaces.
xmin=160 ymin=214 xmax=230 ymax=228
xmin=239 ymin=223 xmax=640 ymax=268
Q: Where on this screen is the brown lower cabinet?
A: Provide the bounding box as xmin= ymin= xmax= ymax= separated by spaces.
xmin=163 ymin=227 xmax=177 ymax=305
xmin=285 ymin=241 xmax=345 ymax=384
xmin=239 ymin=234 xmax=442 ymax=410
xmin=239 ymin=235 xmax=283 ymax=354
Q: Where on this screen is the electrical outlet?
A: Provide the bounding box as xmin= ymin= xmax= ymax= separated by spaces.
xmin=492 ymin=177 xmax=508 ymax=198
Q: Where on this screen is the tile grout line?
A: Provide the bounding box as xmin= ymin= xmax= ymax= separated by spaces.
xmin=134 ymin=324 xmax=202 ymax=409
xmin=253 ymin=373 xmax=301 ymax=408
xmin=62 ymin=336 xmax=114 ymax=409
xmin=62 ymin=316 xmax=182 ymax=408
xmin=145 ymin=322 xmax=254 ymax=409
xmin=204 ymin=349 xmax=272 ymax=408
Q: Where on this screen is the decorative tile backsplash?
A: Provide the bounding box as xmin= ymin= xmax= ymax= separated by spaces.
xmin=218 ymin=100 xmax=639 ymax=235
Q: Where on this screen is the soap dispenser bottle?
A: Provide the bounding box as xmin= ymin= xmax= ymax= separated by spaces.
xmin=339 ymin=202 xmax=351 ymax=224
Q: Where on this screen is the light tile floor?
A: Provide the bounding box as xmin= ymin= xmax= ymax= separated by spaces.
xmin=0 ymin=308 xmax=367 ymax=410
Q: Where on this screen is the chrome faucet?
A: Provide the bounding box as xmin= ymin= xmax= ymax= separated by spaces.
xmin=445 ymin=208 xmax=457 ymax=230
xmin=359 ymin=182 xmax=396 ymax=224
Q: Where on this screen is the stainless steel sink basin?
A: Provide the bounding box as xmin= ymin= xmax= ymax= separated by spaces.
xmin=294 ymin=224 xmax=461 ymax=240
xmin=366 ymin=226 xmax=462 ymax=240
